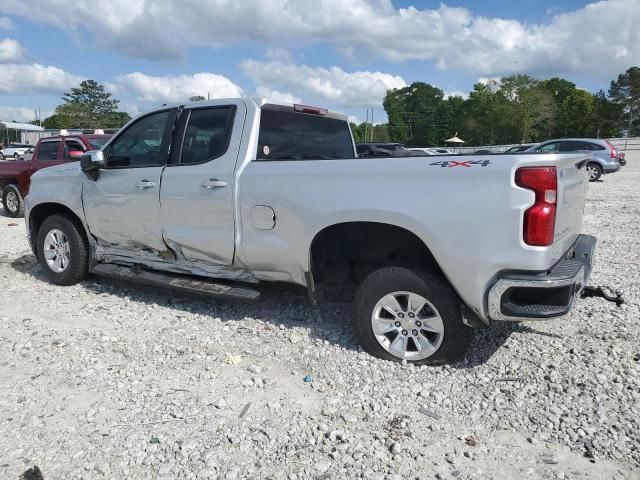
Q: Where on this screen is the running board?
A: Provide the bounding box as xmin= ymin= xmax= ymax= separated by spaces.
xmin=91 ymin=264 xmax=261 ymax=302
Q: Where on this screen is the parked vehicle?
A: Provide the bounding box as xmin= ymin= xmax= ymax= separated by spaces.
xmin=424 ymin=148 xmax=454 ymax=155
xmin=19 ymin=147 xmax=35 ymax=162
xmin=0 ymin=133 xmax=111 ymax=217
xmin=618 ymin=152 xmax=626 ymax=166
xmin=505 ymin=144 xmax=535 ymax=153
xmin=26 ymin=98 xmax=599 ymax=365
xmin=526 ymin=139 xmax=623 ymax=181
xmin=356 ymin=143 xmax=427 ymax=157
xmin=0 ymin=143 xmax=32 ymax=161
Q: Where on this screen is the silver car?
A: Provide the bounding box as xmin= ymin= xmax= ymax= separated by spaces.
xmin=526 ymin=138 xmax=623 ymax=181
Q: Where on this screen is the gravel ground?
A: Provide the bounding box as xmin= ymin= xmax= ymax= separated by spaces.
xmin=1 ymin=155 xmax=639 ymax=480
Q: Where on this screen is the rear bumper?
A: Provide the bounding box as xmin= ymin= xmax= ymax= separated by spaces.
xmin=603 ymin=164 xmax=621 ymax=173
xmin=488 ymin=234 xmax=596 ymax=321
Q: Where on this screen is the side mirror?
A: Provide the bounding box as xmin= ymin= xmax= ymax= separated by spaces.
xmin=80 ymin=150 xmax=105 ymax=180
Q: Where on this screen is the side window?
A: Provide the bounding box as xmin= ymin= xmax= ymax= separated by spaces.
xmin=107 ymin=110 xmax=170 ymax=168
xmin=589 ymin=143 xmax=605 ymax=151
xmin=537 ymin=142 xmax=561 ymax=153
xmin=37 ymin=141 xmax=60 ymax=161
xmin=64 ymin=140 xmax=86 ymax=161
xmin=179 ymin=107 xmax=235 ymax=165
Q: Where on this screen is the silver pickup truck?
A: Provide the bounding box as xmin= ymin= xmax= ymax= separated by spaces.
xmin=25 ymin=98 xmax=598 ymax=365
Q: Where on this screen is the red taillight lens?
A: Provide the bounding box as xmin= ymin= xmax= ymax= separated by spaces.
xmin=515 ymin=166 xmax=557 ymax=247
xmin=605 ymin=140 xmax=617 ymax=158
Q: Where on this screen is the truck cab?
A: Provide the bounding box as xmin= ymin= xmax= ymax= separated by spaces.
xmin=0 ymin=133 xmax=111 ymax=217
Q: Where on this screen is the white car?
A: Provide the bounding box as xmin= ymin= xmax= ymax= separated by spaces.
xmin=19 ymin=147 xmax=35 ymax=161
xmin=0 ymin=143 xmax=32 ymax=160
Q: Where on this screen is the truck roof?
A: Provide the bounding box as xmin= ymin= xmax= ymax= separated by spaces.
xmin=134 ymin=98 xmax=349 ymax=123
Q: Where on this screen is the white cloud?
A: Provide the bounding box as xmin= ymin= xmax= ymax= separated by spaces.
xmin=115 ymin=72 xmax=243 ymax=105
xmin=0 ymin=0 xmax=637 ymax=77
xmin=243 ymin=60 xmax=406 ymax=107
xmin=0 ymin=63 xmax=84 ymax=94
xmin=254 ymin=86 xmax=301 ymax=104
xmin=0 ymin=105 xmax=37 ymax=122
xmin=0 ymin=38 xmax=25 ymax=63
xmin=0 ymin=17 xmax=14 ymax=30
xmin=444 ymin=90 xmax=469 ymax=100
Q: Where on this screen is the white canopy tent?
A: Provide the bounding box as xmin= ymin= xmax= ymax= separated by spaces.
xmin=445 ymin=133 xmax=465 ymax=152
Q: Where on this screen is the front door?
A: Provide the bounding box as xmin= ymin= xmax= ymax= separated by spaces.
xmin=82 ymin=109 xmax=176 ymax=253
xmin=159 ymin=102 xmax=245 ymax=266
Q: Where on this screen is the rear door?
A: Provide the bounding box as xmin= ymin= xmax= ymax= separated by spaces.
xmin=82 ymin=109 xmax=176 ymax=252
xmin=159 ymin=101 xmax=244 ymax=266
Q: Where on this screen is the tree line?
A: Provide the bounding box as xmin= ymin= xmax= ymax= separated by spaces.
xmin=352 ymin=67 xmax=640 ymax=147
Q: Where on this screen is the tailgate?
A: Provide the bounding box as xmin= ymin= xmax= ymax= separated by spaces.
xmin=552 ymin=154 xmax=590 ymax=261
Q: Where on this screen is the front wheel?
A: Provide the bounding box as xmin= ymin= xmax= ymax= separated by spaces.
xmin=586 ymin=162 xmax=602 ymax=182
xmin=37 ymin=214 xmax=89 ymax=285
xmin=0 ymin=152 xmax=4 ymax=160
xmin=13 ymin=153 xmax=19 ymax=161
xmin=352 ymin=266 xmax=473 ymax=365
xmin=2 ymin=184 xmax=25 ymax=217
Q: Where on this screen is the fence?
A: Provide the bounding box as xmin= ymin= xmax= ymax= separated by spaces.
xmin=427 ymin=137 xmax=640 ymax=154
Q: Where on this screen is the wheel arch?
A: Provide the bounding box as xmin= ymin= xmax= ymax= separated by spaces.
xmin=308 ymin=220 xmax=447 ymax=289
xmin=28 ymin=203 xmax=89 ymax=256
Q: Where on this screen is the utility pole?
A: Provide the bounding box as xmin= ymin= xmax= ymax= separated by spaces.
xmin=370 ymin=109 xmax=374 ymax=142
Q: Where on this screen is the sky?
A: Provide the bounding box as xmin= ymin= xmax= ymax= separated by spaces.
xmin=0 ymin=0 xmax=638 ymax=125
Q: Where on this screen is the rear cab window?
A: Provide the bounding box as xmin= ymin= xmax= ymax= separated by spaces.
xmin=256 ymin=105 xmax=355 ymax=160
xmin=37 ymin=140 xmax=61 ymax=160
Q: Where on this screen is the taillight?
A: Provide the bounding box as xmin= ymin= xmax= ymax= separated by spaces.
xmin=515 ymin=166 xmax=557 ymax=247
xmin=605 ymin=140 xmax=617 ymax=158
xmin=293 ymin=104 xmax=328 ymax=115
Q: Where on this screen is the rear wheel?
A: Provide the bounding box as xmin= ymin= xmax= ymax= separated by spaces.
xmin=13 ymin=153 xmax=19 ymax=161
xmin=37 ymin=214 xmax=89 ymax=285
xmin=0 ymin=152 xmax=4 ymax=160
xmin=352 ymin=266 xmax=473 ymax=365
xmin=586 ymin=162 xmax=602 ymax=182
xmin=2 ymin=184 xmax=25 ymax=217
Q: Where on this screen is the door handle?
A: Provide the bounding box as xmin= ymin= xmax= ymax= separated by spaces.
xmin=201 ymin=178 xmax=228 ymax=190
xmin=135 ymin=180 xmax=157 ymax=190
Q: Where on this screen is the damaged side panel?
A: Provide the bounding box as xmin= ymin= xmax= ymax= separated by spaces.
xmin=93 ymin=244 xmax=256 ymax=282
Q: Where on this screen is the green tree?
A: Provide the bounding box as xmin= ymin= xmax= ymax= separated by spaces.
xmin=466 ymin=80 xmax=505 ymax=145
xmin=499 ymin=75 xmax=554 ymax=143
xmin=560 ymin=89 xmax=593 ymax=136
xmin=383 ymin=82 xmax=447 ymax=146
xmin=608 ymin=66 xmax=640 ymax=136
xmin=44 ymin=80 xmax=131 ymax=129
xmin=539 ymin=77 xmax=576 ymax=137
xmin=590 ymin=90 xmax=624 ymax=138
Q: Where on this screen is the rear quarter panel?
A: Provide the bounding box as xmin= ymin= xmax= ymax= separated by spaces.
xmin=236 ymin=153 xmax=590 ymax=319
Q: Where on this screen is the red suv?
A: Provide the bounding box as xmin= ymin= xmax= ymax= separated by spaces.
xmin=0 ymin=133 xmax=112 ymax=217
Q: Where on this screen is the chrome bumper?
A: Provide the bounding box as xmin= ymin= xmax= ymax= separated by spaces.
xmin=488 ymin=235 xmax=595 ymax=321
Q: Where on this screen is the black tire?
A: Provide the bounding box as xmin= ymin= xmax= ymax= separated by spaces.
xmin=352 ymin=266 xmax=473 ymax=365
xmin=13 ymin=153 xmax=18 ymax=161
xmin=0 ymin=152 xmax=4 ymax=160
xmin=2 ymin=184 xmax=25 ymax=217
xmin=37 ymin=214 xmax=89 ymax=285
xmin=586 ymin=162 xmax=602 ymax=182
